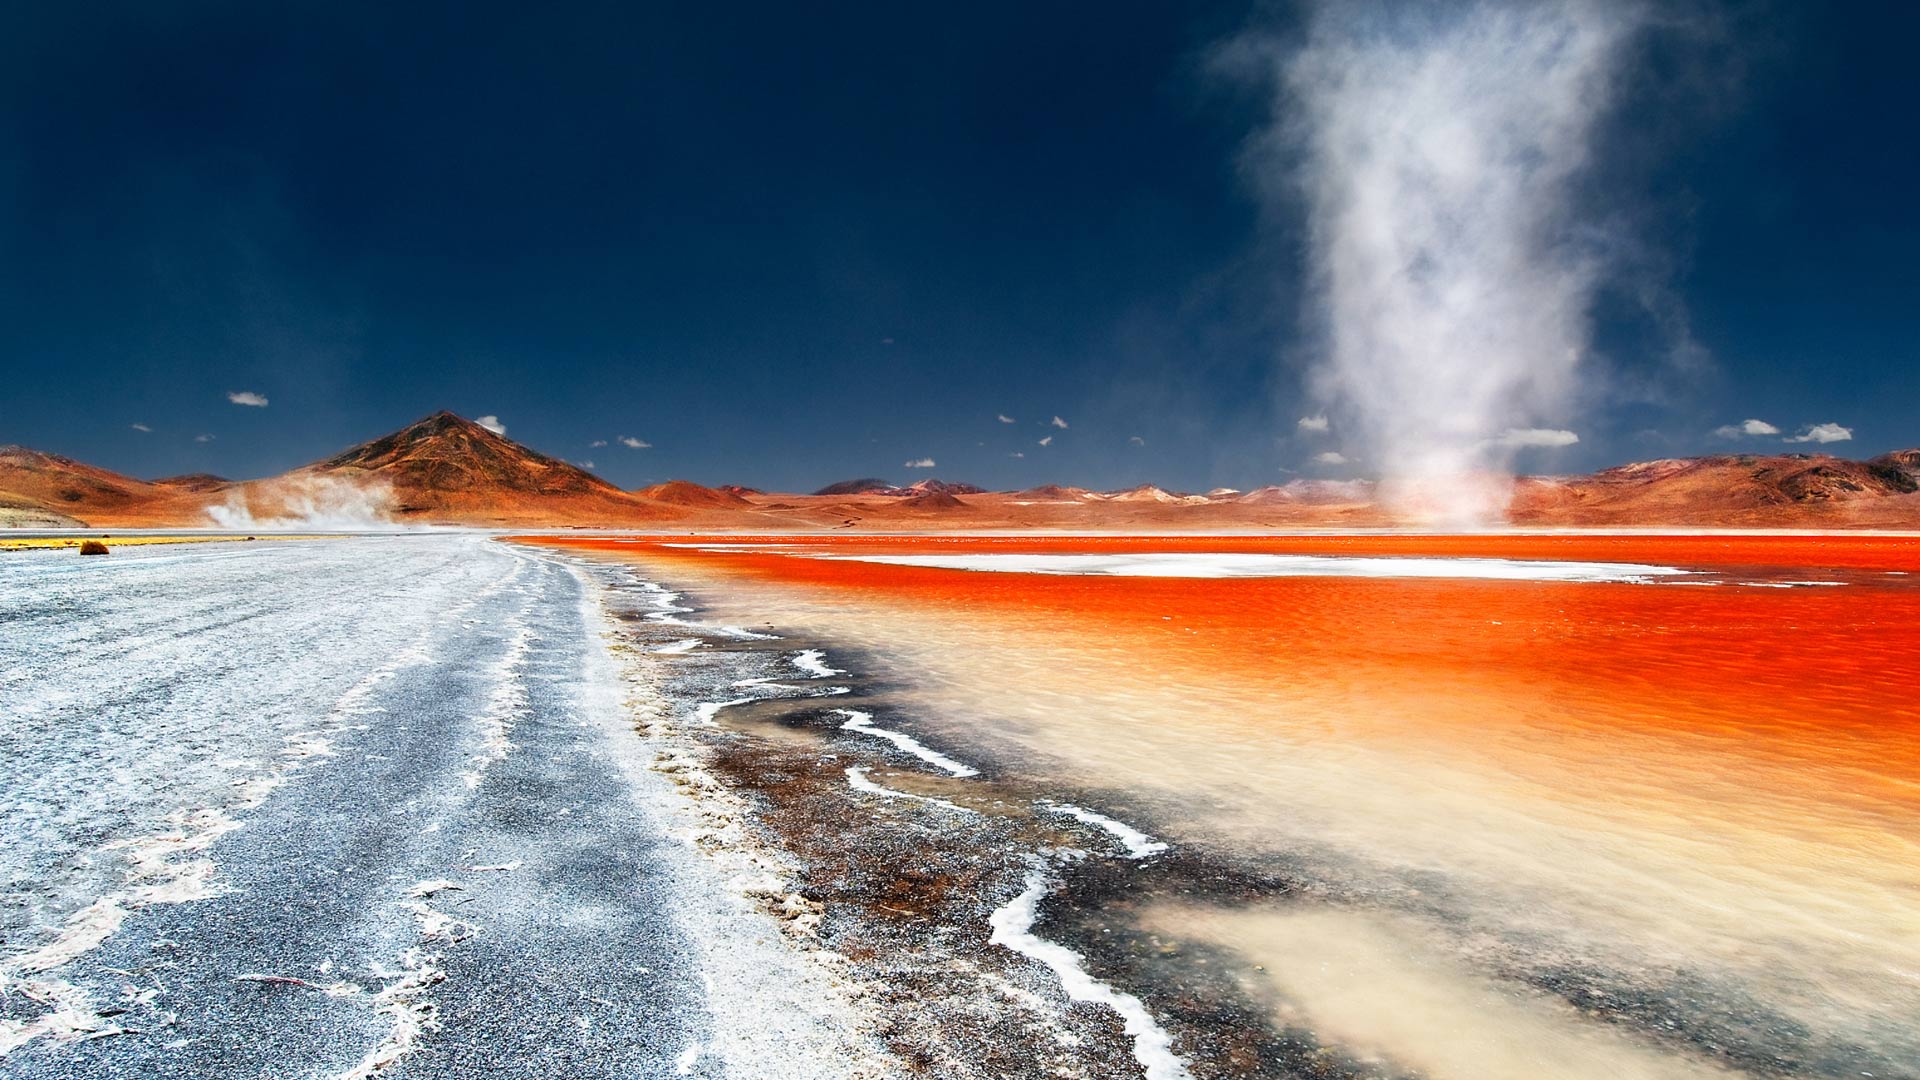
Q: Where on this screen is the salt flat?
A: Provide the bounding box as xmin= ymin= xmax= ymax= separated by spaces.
xmin=0 ymin=536 xmax=878 ymax=1079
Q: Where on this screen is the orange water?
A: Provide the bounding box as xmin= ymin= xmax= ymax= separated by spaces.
xmin=533 ymin=534 xmax=1920 ymax=1076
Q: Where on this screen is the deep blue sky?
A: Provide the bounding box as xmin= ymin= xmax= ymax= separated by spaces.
xmin=3 ymin=1 xmax=1916 ymax=491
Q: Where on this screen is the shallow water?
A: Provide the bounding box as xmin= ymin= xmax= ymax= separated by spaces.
xmin=542 ymin=534 xmax=1920 ymax=1079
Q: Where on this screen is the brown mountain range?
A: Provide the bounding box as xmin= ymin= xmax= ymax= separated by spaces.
xmin=4 ymin=411 xmax=1918 ymax=531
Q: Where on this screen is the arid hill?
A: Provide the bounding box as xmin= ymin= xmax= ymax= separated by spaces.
xmin=813 ymin=478 xmax=898 ymax=496
xmin=0 ymin=445 xmax=214 ymax=526
xmin=1510 ymin=452 xmax=1920 ymax=527
xmin=637 ymin=480 xmax=754 ymax=509
xmin=152 ymin=473 xmax=234 ymax=492
xmin=267 ymin=411 xmax=675 ymax=525
xmin=0 ymin=445 xmax=168 ymax=514
xmin=903 ymin=479 xmax=986 ymax=496
xmin=3 ymin=417 xmax=1917 ymax=530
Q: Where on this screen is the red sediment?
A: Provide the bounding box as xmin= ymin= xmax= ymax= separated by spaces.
xmin=524 ymin=533 xmax=1920 ymax=814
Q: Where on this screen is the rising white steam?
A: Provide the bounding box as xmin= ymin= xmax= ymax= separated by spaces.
xmin=1249 ymin=1 xmax=1645 ymax=523
xmin=205 ymin=475 xmax=395 ymax=530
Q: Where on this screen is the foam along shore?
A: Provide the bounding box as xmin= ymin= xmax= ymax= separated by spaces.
xmin=1039 ymin=802 xmax=1167 ymax=859
xmin=836 ymin=709 xmax=979 ymax=778
xmin=990 ymin=865 xmax=1192 ymax=1080
xmin=791 ymin=648 xmax=844 ymax=677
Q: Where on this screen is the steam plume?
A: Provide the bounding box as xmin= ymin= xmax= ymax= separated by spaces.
xmin=1247 ymin=1 xmax=1646 ymax=522
xmin=205 ymin=475 xmax=395 ymax=530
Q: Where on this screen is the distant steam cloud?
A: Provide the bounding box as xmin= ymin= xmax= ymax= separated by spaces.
xmin=227 ymin=390 xmax=269 ymax=407
xmin=619 ymin=435 xmax=652 ymax=449
xmin=131 ymin=423 xmax=151 ymax=433
xmin=998 ymin=414 xmax=1016 ymax=424
xmin=476 ymin=415 xmax=506 ymax=435
xmin=1785 ymin=422 xmax=1853 ymax=444
xmin=1315 ymin=451 xmax=1349 ymax=465
xmin=1049 ymin=416 xmax=1069 ymax=429
xmin=905 ymin=457 xmax=936 ymax=468
xmin=205 ymin=475 xmax=393 ymax=530
xmin=1492 ymin=427 xmax=1580 ymax=449
xmin=1237 ymin=1 xmax=1652 ymax=523
xmin=1297 ymin=415 xmax=1330 ymax=434
xmin=1038 ymin=435 xmax=1054 ymax=447
xmin=1715 ymin=418 xmax=1781 ymax=438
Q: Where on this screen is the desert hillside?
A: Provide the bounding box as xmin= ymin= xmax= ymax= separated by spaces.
xmin=4 ymin=413 xmax=1917 ymax=530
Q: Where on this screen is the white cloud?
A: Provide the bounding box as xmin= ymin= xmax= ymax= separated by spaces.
xmin=619 ymin=436 xmax=652 ymax=449
xmin=1784 ymin=422 xmax=1853 ymax=444
xmin=476 ymin=415 xmax=506 ymax=435
xmin=131 ymin=423 xmax=151 ymax=433
xmin=1297 ymin=414 xmax=1330 ymax=433
xmin=1128 ymin=435 xmax=1146 ymax=446
xmin=1713 ymin=418 xmax=1780 ymax=439
xmin=1009 ymin=451 xmax=1025 ymax=458
xmin=195 ymin=433 xmax=215 ymax=443
xmin=1315 ymin=451 xmax=1349 ymax=465
xmin=904 ymin=457 xmax=936 ymax=468
xmin=579 ymin=460 xmax=596 ymax=469
xmin=1049 ymin=416 xmax=1069 ymax=429
xmin=227 ymin=390 xmax=269 ymax=407
xmin=590 ymin=439 xmax=608 ymax=448
xmin=1493 ymin=427 xmax=1580 ymax=448
xmin=997 ymin=414 xmax=1016 ymax=424
xmin=1037 ymin=435 xmax=1053 ymax=447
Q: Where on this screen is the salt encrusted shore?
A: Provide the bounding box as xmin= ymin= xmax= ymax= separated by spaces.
xmin=566 ymin=547 xmax=1218 ymax=1080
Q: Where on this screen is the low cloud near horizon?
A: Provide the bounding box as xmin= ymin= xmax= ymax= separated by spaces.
xmin=227 ymin=390 xmax=269 ymax=407
xmin=476 ymin=415 xmax=506 ymax=435
xmin=1714 ymin=418 xmax=1781 ymax=438
xmin=904 ymin=457 xmax=936 ymax=468
xmin=1493 ymin=428 xmax=1580 ymax=449
xmin=1785 ymin=422 xmax=1853 ymax=444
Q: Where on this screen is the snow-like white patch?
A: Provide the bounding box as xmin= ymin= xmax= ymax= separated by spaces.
xmin=836 ymin=709 xmax=978 ymax=778
xmin=792 ymin=551 xmax=1693 ymax=584
xmin=676 ymin=1040 xmax=703 ymax=1075
xmin=1040 ymin=802 xmax=1167 ymax=859
xmin=562 ymin=558 xmax=900 ymax=1078
xmin=989 ymin=867 xmax=1191 ymax=1080
xmin=791 ymin=649 xmax=843 ymax=678
xmin=460 ymin=620 xmax=533 ymax=789
xmin=334 ymin=946 xmax=445 ymax=1080
xmin=694 ymin=697 xmax=754 ymax=725
xmin=844 ymin=767 xmax=974 ymax=814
